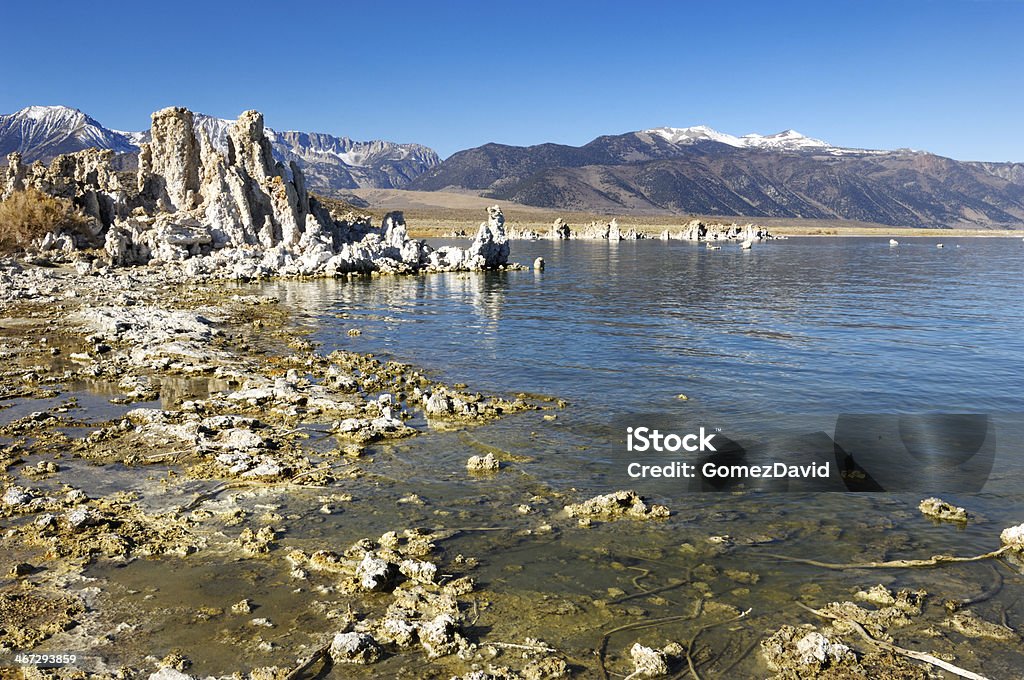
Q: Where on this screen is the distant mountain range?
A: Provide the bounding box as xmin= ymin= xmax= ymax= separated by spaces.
xmin=410 ymin=127 xmax=1024 ymax=229
xmin=3 ymin=106 xmax=1023 ymax=228
xmin=0 ymin=105 xmax=440 ymax=192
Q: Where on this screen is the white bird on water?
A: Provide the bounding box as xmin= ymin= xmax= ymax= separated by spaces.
xmin=740 ymin=239 xmax=753 ymax=250
xmin=937 ymin=243 xmax=944 ymax=248
xmin=889 ymin=239 xmax=899 ymax=246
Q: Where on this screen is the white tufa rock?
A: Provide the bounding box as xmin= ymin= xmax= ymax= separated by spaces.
xmin=794 ymin=632 xmax=854 ymax=666
xmin=356 ymin=552 xmax=397 ymax=591
xmin=919 ymin=497 xmax=968 ymax=522
xmin=8 ymin=107 xmax=514 ymax=278
xmin=466 ymin=453 xmax=500 ymax=473
xmin=1001 ymin=523 xmax=1024 ymax=550
xmin=629 ymin=643 xmax=669 ymax=677
xmin=329 ymin=631 xmax=383 ymax=664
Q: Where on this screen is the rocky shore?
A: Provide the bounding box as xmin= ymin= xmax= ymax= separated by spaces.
xmin=3 ymin=254 xmax=1024 ymax=679
xmin=0 ymin=254 xmax=573 ymax=678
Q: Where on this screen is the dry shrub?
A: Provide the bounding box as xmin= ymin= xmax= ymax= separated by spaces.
xmin=0 ymin=188 xmax=89 ymax=253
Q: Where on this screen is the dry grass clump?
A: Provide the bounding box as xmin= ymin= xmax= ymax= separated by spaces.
xmin=0 ymin=188 xmax=89 ymax=252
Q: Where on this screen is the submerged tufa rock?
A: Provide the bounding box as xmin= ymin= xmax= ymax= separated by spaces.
xmin=918 ymin=497 xmax=969 ymax=522
xmin=564 ymin=490 xmax=669 ymax=521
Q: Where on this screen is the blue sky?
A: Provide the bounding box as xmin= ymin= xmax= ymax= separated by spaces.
xmin=4 ymin=0 xmax=1022 ymax=161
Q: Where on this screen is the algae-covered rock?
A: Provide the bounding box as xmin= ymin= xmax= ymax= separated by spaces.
xmin=918 ymin=497 xmax=968 ymax=522
xmin=761 ymin=626 xmax=856 ymax=674
xmin=0 ymin=591 xmax=84 ymax=649
xmin=564 ymin=490 xmax=669 ymax=521
xmin=945 ymin=611 xmax=1018 ymax=642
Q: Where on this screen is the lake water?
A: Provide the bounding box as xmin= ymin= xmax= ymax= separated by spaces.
xmin=314 ymin=237 xmax=1024 ymax=418
xmin=262 ymin=237 xmax=1024 ymax=496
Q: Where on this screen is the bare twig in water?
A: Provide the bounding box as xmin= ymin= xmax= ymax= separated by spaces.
xmin=710 ymin=636 xmax=761 ymax=679
xmin=145 ymin=449 xmax=189 ymax=461
xmin=597 ymin=598 xmax=705 ymax=680
xmin=1000 ymin=597 xmax=1019 ymax=630
xmin=609 ymin=579 xmax=688 ymax=605
xmin=627 ymin=566 xmax=651 ymax=590
xmin=761 ymin=545 xmax=1011 ymax=570
xmin=288 ymin=462 xmax=350 ymax=484
xmin=795 ymin=601 xmax=992 ymax=680
xmin=488 ymin=641 xmax=559 ymax=653
xmin=946 ymin=565 xmax=1003 ymax=611
xmin=179 ymin=481 xmax=233 ymax=512
xmin=283 ymin=640 xmax=331 ymax=680
xmin=684 ymin=608 xmax=752 ymax=680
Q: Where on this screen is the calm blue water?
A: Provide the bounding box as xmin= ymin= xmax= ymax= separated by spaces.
xmin=260 ymin=236 xmax=1024 ymax=495
xmin=289 ymin=237 xmax=1024 ymax=418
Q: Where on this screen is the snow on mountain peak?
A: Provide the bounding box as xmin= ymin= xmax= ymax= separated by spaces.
xmin=20 ymin=105 xmax=82 ymax=120
xmin=741 ymin=129 xmax=829 ymax=149
xmin=645 ymin=125 xmax=830 ymax=151
xmin=645 ymin=126 xmax=745 ymax=147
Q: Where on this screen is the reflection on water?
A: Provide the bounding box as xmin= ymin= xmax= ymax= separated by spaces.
xmin=260 ymin=237 xmax=1024 ymax=493
xmin=265 ymin=238 xmax=1024 ymax=418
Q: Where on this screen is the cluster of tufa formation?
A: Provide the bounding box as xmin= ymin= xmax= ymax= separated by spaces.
xmin=563 ymin=490 xmax=670 ymax=522
xmin=3 ymin=107 xmax=512 ymax=278
xmin=503 ymin=217 xmax=774 ymax=242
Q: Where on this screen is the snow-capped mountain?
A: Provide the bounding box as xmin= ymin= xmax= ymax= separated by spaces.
xmin=644 ymin=125 xmax=831 ymax=152
xmin=411 ymin=126 xmax=1024 ymax=229
xmin=0 ymin=105 xmax=441 ymax=192
xmin=0 ymin=105 xmax=138 ymax=161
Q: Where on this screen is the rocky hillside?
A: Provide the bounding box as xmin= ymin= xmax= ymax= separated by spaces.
xmin=0 ymin=106 xmax=440 ymax=193
xmin=411 ymin=127 xmax=1024 ymax=229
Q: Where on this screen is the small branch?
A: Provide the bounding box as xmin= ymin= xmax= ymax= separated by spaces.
xmin=288 ymin=462 xmax=350 ymax=484
xmin=712 ymin=636 xmax=761 ymax=678
xmin=488 ymin=641 xmax=559 ymax=653
xmin=627 ymin=566 xmax=651 ymax=591
xmin=761 ymin=545 xmax=1010 ymax=570
xmin=684 ymin=608 xmax=752 ymax=680
xmin=283 ymin=641 xmax=331 ymax=680
xmin=597 ymin=599 xmax=705 ymax=680
xmin=946 ymin=565 xmax=1003 ymax=611
xmin=609 ymin=579 xmax=688 ymax=605
xmin=145 ymin=449 xmax=189 ymax=461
